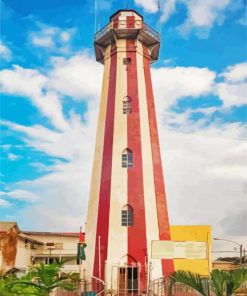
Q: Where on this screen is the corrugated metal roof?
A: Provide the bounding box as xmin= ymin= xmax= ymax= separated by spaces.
xmin=23 ymin=231 xmax=82 ymax=237
xmin=18 ymin=233 xmax=44 ymax=245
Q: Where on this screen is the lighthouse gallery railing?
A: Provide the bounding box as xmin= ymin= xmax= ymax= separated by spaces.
xmin=94 ymin=20 xmax=160 ymax=43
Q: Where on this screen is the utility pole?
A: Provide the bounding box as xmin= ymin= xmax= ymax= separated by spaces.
xmin=214 ymin=238 xmax=244 ymax=267
xmin=240 ymin=244 xmax=243 ymax=266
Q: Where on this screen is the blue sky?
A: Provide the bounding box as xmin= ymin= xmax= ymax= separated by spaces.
xmin=0 ymin=0 xmax=246 ymax=254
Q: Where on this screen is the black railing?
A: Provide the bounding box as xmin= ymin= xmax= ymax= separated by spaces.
xmin=94 ymin=20 xmax=160 ymax=42
xmin=142 ymin=22 xmax=160 ymax=41
xmin=94 ymin=23 xmax=111 ymax=41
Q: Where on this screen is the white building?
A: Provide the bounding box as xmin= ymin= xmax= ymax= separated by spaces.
xmin=0 ymin=222 xmax=81 ymax=275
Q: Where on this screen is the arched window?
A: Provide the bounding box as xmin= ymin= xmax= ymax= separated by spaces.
xmin=122 ymin=96 xmax=132 ymax=114
xmin=122 ymin=148 xmax=133 ymax=168
xmin=121 ymin=205 xmax=134 ymax=226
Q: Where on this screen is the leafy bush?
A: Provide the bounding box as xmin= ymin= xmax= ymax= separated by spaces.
xmin=0 ymin=260 xmax=77 ymax=296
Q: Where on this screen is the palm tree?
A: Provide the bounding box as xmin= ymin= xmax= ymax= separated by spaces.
xmin=170 ymin=268 xmax=247 ymax=296
xmin=4 ymin=260 xmax=77 ymax=296
xmin=170 ymin=270 xmax=209 ymax=296
xmin=224 ymin=268 xmax=247 ymax=296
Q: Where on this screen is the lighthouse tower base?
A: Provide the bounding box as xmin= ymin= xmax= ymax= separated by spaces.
xmin=82 ymin=225 xmax=211 ymax=296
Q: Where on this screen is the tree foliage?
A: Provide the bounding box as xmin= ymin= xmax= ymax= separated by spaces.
xmin=170 ymin=270 xmax=209 ymax=296
xmin=170 ymin=268 xmax=247 ymax=296
xmin=0 ymin=260 xmax=77 ymax=296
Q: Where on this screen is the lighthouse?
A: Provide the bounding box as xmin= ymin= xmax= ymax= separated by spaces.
xmin=85 ymin=10 xmax=174 ymax=293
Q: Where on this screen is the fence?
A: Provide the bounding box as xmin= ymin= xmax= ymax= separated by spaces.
xmin=150 ymin=276 xmax=247 ymax=296
xmin=53 ymin=276 xmax=105 ymax=296
xmin=150 ymin=276 xmax=207 ymax=296
xmin=94 ymin=20 xmax=160 ymax=43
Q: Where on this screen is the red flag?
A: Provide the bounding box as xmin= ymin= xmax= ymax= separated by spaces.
xmin=79 ymin=226 xmax=84 ymax=243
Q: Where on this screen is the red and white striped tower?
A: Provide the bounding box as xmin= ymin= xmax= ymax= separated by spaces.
xmin=85 ymin=10 xmax=174 ymax=292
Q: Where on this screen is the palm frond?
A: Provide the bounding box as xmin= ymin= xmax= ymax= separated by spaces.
xmin=226 ymin=268 xmax=247 ymax=295
xmin=170 ymin=270 xmax=209 ymax=296
xmin=210 ymin=269 xmax=227 ymax=296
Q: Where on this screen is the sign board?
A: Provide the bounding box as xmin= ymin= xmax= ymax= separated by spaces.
xmin=151 ymin=241 xmax=207 ymax=260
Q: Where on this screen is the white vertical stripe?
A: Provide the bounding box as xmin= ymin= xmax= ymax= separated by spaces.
xmin=85 ymin=45 xmax=112 ymax=278
xmin=136 ymin=40 xmax=162 ymax=279
xmin=106 ymin=39 xmax=128 ymax=290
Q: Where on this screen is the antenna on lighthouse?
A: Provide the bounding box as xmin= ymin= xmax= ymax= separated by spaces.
xmin=158 ymin=0 xmax=162 ymax=37
xmin=124 ymin=0 xmax=129 ymax=9
xmin=94 ymin=0 xmax=98 ymax=33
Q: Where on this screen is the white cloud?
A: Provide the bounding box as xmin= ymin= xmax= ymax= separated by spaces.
xmin=160 ymin=0 xmax=176 ymax=23
xmin=152 ymin=66 xmax=216 ymax=110
xmin=48 ymin=54 xmax=103 ymax=100
xmin=220 ymin=62 xmax=247 ymax=82
xmin=0 ymin=199 xmax=12 ymax=207
xmin=1 ymin=110 xmax=97 ymax=162
xmin=0 ymin=65 xmax=47 ymax=98
xmin=0 ymin=190 xmax=39 ymax=202
xmin=0 ymin=40 xmax=11 ymax=61
xmin=177 ymin=0 xmax=231 ymax=38
xmin=217 ymin=82 xmax=247 ymax=107
xmin=217 ymin=62 xmax=247 ymax=107
xmin=7 ymin=153 xmax=21 ymax=161
xmin=0 ymin=51 xmax=102 ymax=132
xmin=160 ymin=123 xmax=247 ymax=241
xmin=135 ymin=0 xmax=158 ymax=13
xmin=0 ymin=111 xmax=98 ymax=230
xmin=32 ymin=35 xmax=54 ymax=47
xmin=135 ymin=0 xmax=239 ymax=38
xmin=60 ymin=32 xmax=70 ymax=42
xmin=16 ymin=157 xmax=90 ymax=231
xmin=0 ymin=65 xmax=68 ymax=130
xmin=150 ymin=63 xmax=246 ymax=111
xmin=30 ymin=24 xmax=75 ymax=52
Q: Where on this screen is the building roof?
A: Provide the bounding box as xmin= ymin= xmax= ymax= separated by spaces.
xmin=0 ymin=221 xmax=20 ymax=233
xmin=0 ymin=221 xmax=82 ymax=239
xmin=213 ymin=260 xmax=236 ymax=264
xmin=18 ymin=233 xmax=44 ymax=245
xmin=23 ymin=231 xmax=80 ymax=237
xmin=110 ymin=9 xmax=143 ymax=21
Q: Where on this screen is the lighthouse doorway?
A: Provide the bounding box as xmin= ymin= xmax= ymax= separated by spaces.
xmin=118 ymin=267 xmax=139 ymax=294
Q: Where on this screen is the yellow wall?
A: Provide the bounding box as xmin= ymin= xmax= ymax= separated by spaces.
xmin=170 ymin=225 xmax=212 ymax=276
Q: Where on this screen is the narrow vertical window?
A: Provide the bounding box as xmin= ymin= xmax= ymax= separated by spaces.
xmin=122 ymin=148 xmax=133 ymax=168
xmin=121 ymin=205 xmax=134 ymax=226
xmin=123 ymin=57 xmax=131 ymax=65
xmin=122 ymin=96 xmax=132 ymax=114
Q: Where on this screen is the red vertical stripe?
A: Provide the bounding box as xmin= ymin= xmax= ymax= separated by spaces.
xmin=142 ymin=46 xmax=175 ymax=276
xmin=113 ymin=18 xmax=118 ymax=29
xmin=93 ymin=43 xmax=117 ymax=280
xmin=127 ymin=39 xmax=148 ymax=290
xmin=127 ymin=16 xmax=135 ymax=28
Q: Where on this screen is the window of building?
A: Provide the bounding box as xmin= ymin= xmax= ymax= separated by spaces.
xmin=122 ymin=205 xmax=134 ymax=226
xmin=122 ymin=96 xmax=132 ymax=114
xmin=122 ymin=148 xmax=133 ymax=167
xmin=123 ymin=57 xmax=131 ymax=65
xmin=45 ymin=257 xmax=59 ymax=264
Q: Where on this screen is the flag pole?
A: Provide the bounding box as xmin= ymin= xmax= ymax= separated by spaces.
xmin=79 ymin=226 xmax=82 ymax=293
xmin=98 ymin=235 xmax=101 ymax=279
